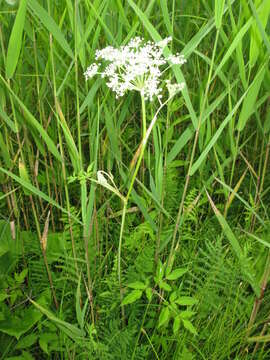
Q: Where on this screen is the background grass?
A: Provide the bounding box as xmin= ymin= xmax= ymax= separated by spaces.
xmin=0 ymin=0 xmax=270 ymax=359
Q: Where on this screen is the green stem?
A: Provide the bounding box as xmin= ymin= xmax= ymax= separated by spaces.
xmin=126 ymin=94 xmax=147 ymax=202
xmin=118 ymin=93 xmax=170 ymax=315
xmin=168 ymin=29 xmax=220 ymax=267
xmin=118 ymin=94 xmax=146 ymax=314
xmin=118 ymin=199 xmax=127 ymax=308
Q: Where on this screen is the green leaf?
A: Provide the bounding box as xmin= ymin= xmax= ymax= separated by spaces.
xmin=215 ymin=0 xmax=226 ymax=29
xmin=0 ymin=103 xmax=17 ymax=132
xmin=127 ymin=281 xmax=147 ymax=290
xmin=14 ymin=268 xmax=28 ymax=284
xmin=167 ymin=127 xmax=193 ymax=165
xmin=0 ymin=167 xmax=81 ymax=225
xmin=173 ymin=315 xmax=181 ymax=334
xmin=28 ymin=0 xmax=73 ymax=58
xmin=169 ymin=291 xmax=177 ymax=303
xmin=39 ymin=332 xmax=58 ymax=354
xmin=159 ymin=281 xmax=172 ymax=292
xmin=180 ymin=311 xmax=196 ymax=319
xmin=6 ymin=0 xmax=27 ymax=78
xmin=158 ymin=306 xmax=170 ymax=328
xmin=0 ymin=292 xmax=8 ymax=302
xmin=160 ymin=0 xmax=173 ymax=35
xmin=0 ymin=305 xmax=42 ymax=339
xmin=212 ymin=17 xmax=253 ymax=79
xmin=166 ymin=268 xmax=187 ymax=281
xmin=75 ymin=274 xmax=86 ymax=330
xmin=15 ymin=334 xmax=38 ymax=350
xmin=182 ymin=319 xmax=198 ymax=335
xmin=29 ymin=299 xmax=85 ymax=339
xmin=0 ymin=74 xmax=61 ymax=162
xmin=145 ymin=288 xmax=153 ymax=301
xmin=175 ymin=296 xmax=198 ymax=306
xmin=249 ymin=0 xmax=270 ymax=68
xmin=237 ymin=65 xmax=266 ymax=131
xmin=190 ymin=75 xmax=260 ymax=176
xmin=122 ymin=290 xmax=142 ymax=305
xmin=156 ymin=259 xmax=164 ymax=282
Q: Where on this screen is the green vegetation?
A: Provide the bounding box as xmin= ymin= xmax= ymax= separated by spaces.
xmin=0 ymin=0 xmax=269 ymax=358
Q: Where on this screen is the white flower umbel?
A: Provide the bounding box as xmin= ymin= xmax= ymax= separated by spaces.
xmin=166 ymin=79 xmax=186 ymax=98
xmin=84 ymin=37 xmax=186 ymax=101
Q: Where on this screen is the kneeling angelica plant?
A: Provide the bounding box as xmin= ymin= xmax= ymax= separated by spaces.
xmin=85 ymin=36 xmax=186 ymax=306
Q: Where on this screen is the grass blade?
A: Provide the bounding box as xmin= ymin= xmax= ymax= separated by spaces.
xmin=237 ymin=64 xmax=266 ymax=132
xmin=190 ymin=73 xmax=263 ymax=176
xmin=249 ymin=0 xmax=270 ymax=67
xmin=0 ymin=166 xmax=81 ymax=225
xmin=6 ymin=0 xmax=27 ymax=78
xmin=28 ymin=0 xmax=73 ymax=58
xmin=215 ymin=0 xmax=226 ymax=29
xmin=0 ymin=74 xmax=61 ymax=162
xmin=212 ymin=17 xmax=253 ymax=80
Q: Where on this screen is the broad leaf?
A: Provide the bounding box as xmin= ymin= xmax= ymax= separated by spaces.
xmin=166 ymin=268 xmax=187 ymax=281
xmin=122 ymin=290 xmax=142 ymax=305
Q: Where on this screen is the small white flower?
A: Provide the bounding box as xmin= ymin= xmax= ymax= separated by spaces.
xmin=84 ymin=37 xmax=186 ymax=101
xmin=166 ymin=80 xmax=185 ymax=97
xmin=157 ymin=36 xmax=172 ymax=48
xmin=84 ymin=63 xmax=99 ymax=80
xmin=168 ymin=54 xmax=186 ymax=65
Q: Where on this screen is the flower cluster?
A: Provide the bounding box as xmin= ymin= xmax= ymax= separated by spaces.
xmin=84 ymin=37 xmax=186 ymax=101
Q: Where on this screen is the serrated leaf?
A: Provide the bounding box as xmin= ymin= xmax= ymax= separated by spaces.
xmin=182 ymin=319 xmax=198 ymax=335
xmin=14 ymin=268 xmax=28 ymax=284
xmin=127 ymin=281 xmax=147 ymax=290
xmin=166 ymin=268 xmax=187 ymax=281
xmin=158 ymin=307 xmax=170 ymax=328
xmin=175 ymin=296 xmax=198 ymax=306
xmin=122 ymin=290 xmax=142 ymax=305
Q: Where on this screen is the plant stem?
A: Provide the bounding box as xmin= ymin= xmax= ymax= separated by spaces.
xmin=168 ymin=29 xmax=220 ymax=267
xmin=118 ymin=94 xmax=173 ymax=301
xmin=118 ymin=94 xmax=147 ymax=316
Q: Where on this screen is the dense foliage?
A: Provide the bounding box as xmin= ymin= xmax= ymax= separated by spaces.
xmin=0 ymin=0 xmax=269 ymax=359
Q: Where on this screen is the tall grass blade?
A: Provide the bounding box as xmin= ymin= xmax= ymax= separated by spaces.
xmin=212 ymin=17 xmax=253 ymax=80
xmin=0 ymin=166 xmax=82 ymax=225
xmin=28 ymin=0 xmax=73 ymax=58
xmin=249 ymin=0 xmax=270 ymax=68
xmin=215 ymin=0 xmax=226 ymax=29
xmin=237 ymin=63 xmax=266 ymax=132
xmin=0 ymin=74 xmax=61 ymax=161
xmin=6 ymin=0 xmax=27 ymax=78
